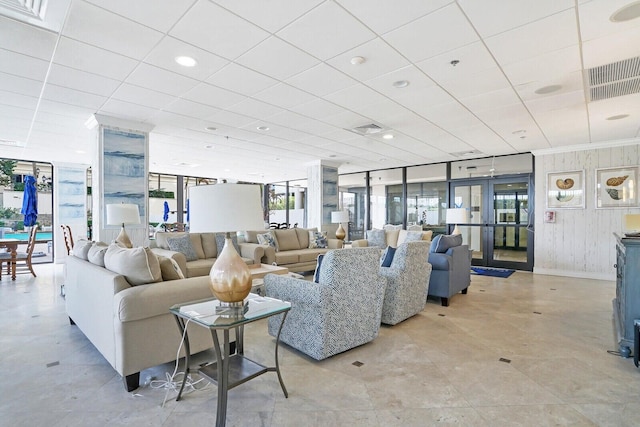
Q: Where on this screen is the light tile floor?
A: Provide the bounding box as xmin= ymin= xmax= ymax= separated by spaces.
xmin=1 ymin=264 xmax=640 ymax=426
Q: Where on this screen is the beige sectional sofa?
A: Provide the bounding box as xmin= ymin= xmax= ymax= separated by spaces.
xmin=151 ymin=231 xmax=266 ymax=277
xmin=242 ymin=227 xmax=343 ymax=272
xmin=352 ymin=228 xmax=433 ymax=248
xmin=64 ymin=241 xmax=215 ymax=392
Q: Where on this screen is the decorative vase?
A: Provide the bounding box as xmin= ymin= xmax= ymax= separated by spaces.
xmin=209 ymin=236 xmax=252 ymax=304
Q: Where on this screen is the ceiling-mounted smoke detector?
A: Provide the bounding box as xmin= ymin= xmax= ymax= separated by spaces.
xmin=587 ymin=56 xmax=640 ymax=101
xmin=348 ymin=123 xmax=386 ymax=136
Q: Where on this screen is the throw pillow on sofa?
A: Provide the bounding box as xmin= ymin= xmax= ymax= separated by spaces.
xmin=365 ymin=229 xmax=386 ymax=248
xmin=308 ymin=230 xmax=327 ymax=249
xmin=257 ymin=231 xmax=278 ymax=250
xmin=104 ymin=243 xmax=162 ymax=286
xmin=403 ymin=231 xmax=424 ymax=243
xmin=157 ymin=255 xmax=185 ymax=281
xmin=167 ymin=234 xmax=198 ymax=261
xmin=429 ymin=234 xmax=463 ymax=253
xmin=87 ymin=242 xmax=109 ymax=266
xmin=380 ymin=246 xmax=396 ymax=267
xmin=72 ymin=239 xmax=93 ymax=260
xmin=215 ymin=233 xmax=240 ymax=255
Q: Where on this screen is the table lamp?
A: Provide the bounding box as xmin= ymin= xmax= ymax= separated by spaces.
xmin=624 ymin=214 xmax=640 ymax=237
xmin=446 ymin=208 xmax=468 ymax=235
xmin=106 ymin=203 xmax=140 ymax=248
xmin=331 ymin=210 xmax=349 ymax=240
xmin=189 ymin=184 xmax=265 ymax=307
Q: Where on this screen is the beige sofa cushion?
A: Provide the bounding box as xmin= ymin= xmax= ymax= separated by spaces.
xmin=72 ymin=239 xmax=93 ymax=260
xmin=296 ymin=228 xmax=313 ymax=249
xmin=104 ymin=244 xmax=162 ymax=286
xmin=201 ymin=233 xmax=217 ymax=258
xmin=274 ymin=229 xmax=300 ymax=251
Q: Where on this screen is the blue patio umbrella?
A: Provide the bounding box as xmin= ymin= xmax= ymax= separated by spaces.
xmin=21 ymin=175 xmax=38 ymax=227
xmin=163 ymin=201 xmax=170 ymax=222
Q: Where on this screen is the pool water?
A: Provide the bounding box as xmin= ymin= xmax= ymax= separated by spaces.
xmin=2 ymin=232 xmax=53 ymax=241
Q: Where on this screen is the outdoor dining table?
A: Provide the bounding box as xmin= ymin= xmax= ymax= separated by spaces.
xmin=0 ymin=239 xmax=19 ymax=280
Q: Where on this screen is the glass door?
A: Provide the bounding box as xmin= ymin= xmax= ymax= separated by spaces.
xmin=451 ymin=176 xmax=533 ymax=271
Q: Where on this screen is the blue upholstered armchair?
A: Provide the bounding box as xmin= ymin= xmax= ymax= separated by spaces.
xmin=427 ymin=235 xmax=471 ymax=306
xmin=264 ymin=247 xmax=387 ymax=360
xmin=379 ymin=241 xmax=432 ymax=325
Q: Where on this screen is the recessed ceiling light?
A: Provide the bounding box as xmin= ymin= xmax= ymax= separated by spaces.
xmin=205 ymin=126 xmax=217 ymax=131
xmin=382 ymin=133 xmax=394 ymax=140
xmin=611 ymin=1 xmax=640 ymax=22
xmin=534 ymin=84 xmax=562 ymax=94
xmin=275 ymin=157 xmax=280 ymax=161
xmin=175 ymin=56 xmax=197 ymax=67
xmin=607 ymin=114 xmax=630 ymax=120
xmin=393 ymin=80 xmax=409 ymax=88
xmin=350 ymin=56 xmax=365 ymax=65
xmin=329 ymin=154 xmax=337 ymax=158
xmin=257 ymin=126 xmax=269 ymax=131
xmin=205 ymin=144 xmax=214 ymax=149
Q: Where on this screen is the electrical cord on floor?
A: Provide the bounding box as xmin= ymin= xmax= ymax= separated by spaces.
xmin=607 ymin=349 xmax=633 ymax=357
xmin=149 ymin=317 xmax=211 ymax=407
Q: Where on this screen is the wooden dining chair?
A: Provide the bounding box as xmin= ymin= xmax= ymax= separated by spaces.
xmin=0 ymin=226 xmax=38 ymax=279
xmin=61 ymin=225 xmax=74 ymax=255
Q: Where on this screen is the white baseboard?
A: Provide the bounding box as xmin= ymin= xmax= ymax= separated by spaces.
xmin=533 ymin=267 xmax=615 ymax=282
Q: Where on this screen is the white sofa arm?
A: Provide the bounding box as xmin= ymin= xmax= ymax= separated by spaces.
xmin=150 ymin=248 xmax=187 ymax=275
xmin=351 ymin=239 xmax=368 ymax=247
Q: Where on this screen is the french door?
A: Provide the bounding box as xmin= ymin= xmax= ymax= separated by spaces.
xmin=450 ymin=175 xmax=533 ymax=271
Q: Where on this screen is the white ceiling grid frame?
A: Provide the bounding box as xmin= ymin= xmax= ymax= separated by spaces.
xmin=206 ymin=63 xmax=279 ymax=97
xmin=181 ymin=82 xmax=247 ymax=109
xmin=111 ymin=83 xmax=177 ymax=110
xmin=46 ymin=64 xmax=121 ymax=97
xmin=52 ymin=37 xmax=139 ymax=80
xmin=84 ymin=0 xmax=197 ymax=33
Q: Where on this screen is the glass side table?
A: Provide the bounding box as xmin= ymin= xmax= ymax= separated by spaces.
xmin=170 ymin=293 xmax=291 ymax=427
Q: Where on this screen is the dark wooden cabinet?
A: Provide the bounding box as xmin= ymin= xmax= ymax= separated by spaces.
xmin=613 ymin=234 xmax=640 ymax=354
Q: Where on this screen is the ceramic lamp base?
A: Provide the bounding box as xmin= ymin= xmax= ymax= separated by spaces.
xmin=335 ymin=223 xmax=346 ymax=240
xmin=116 ymin=226 xmax=133 ymax=248
xmin=209 ymin=235 xmax=252 ymax=303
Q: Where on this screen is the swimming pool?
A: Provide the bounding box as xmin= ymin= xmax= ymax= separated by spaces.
xmin=2 ymin=232 xmax=52 ymax=241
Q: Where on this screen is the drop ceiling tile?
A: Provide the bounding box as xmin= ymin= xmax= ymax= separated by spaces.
xmin=170 ymin=0 xmax=269 ymax=60
xmin=253 ymin=83 xmax=316 ymax=109
xmin=501 ymin=45 xmax=582 ymax=86
xmin=213 ymin=0 xmax=323 ymax=33
xmin=125 ymin=63 xmax=199 ymax=96
xmin=0 ymin=72 xmax=42 ymax=97
xmin=0 ymin=49 xmax=49 ymax=81
xmin=327 ymin=38 xmax=410 ymax=82
xmin=111 ymin=84 xmax=176 ymax=109
xmin=325 ymin=84 xmax=390 ymax=112
xmin=417 ymin=42 xmax=499 ymax=84
xmin=267 ymin=111 xmax=336 ymax=135
xmin=277 ymin=1 xmax=376 ymax=61
xmin=338 ymin=0 xmax=451 ymax=34
xmin=47 ymin=64 xmax=121 ymax=97
xmin=460 ymin=87 xmax=522 ymax=113
xmin=485 ymin=9 xmax=579 ymax=66
xmin=207 ymin=63 xmax=278 ymax=96
xmin=38 ymin=99 xmax=98 ymax=118
xmin=365 ymin=65 xmax=435 ymax=99
xmin=582 ymin=26 xmax=640 ymax=68
xmin=578 ymin=0 xmax=640 ymax=42
xmin=0 ymin=15 xmax=58 ymax=60
xmin=99 ymin=99 xmax=158 ymax=121
xmin=0 ymin=89 xmax=38 ymax=109
xmin=53 ymin=37 xmax=139 ymax=81
xmin=207 ymin=110 xmax=257 ymax=129
xmin=236 ymin=36 xmax=320 ymax=81
xmin=292 ymin=98 xmax=347 ymax=119
xmin=144 ymin=36 xmax=229 ymax=81
xmin=42 ymin=84 xmax=107 ymax=110
xmin=515 ymin=70 xmax=585 ymax=101
xmin=85 ymin=0 xmax=196 ymax=33
xmin=526 ymin=90 xmax=586 ymax=115
xmin=439 ymin=67 xmax=511 ymax=99
xmin=226 ymin=98 xmax=285 ymax=120
xmin=458 ymin=0 xmax=574 ymax=37
xmin=63 ymin=1 xmax=164 ymax=60
xmin=286 ymin=63 xmax=357 ymax=97
xmin=182 ymin=83 xmax=246 ymax=109
xmin=321 ymin=109 xmax=370 ymax=128
xmin=384 ymin=4 xmax=479 ymax=62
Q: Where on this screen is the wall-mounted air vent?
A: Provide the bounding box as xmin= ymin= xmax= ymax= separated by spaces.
xmin=588 ymin=56 xmax=640 ymax=101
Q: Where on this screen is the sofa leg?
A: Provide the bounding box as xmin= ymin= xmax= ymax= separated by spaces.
xmin=461 ymin=287 xmax=468 ymax=295
xmin=124 ymin=372 xmax=140 ymax=392
xmin=441 ymin=297 xmax=449 ymax=307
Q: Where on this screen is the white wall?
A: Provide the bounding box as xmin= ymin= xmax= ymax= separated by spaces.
xmin=534 ymin=141 xmax=640 ymax=281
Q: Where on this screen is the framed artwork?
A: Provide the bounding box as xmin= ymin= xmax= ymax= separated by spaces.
xmin=544 ymin=211 xmax=556 ymax=223
xmin=595 ymin=166 xmax=639 ymax=208
xmin=546 ymin=170 xmax=585 ymax=209
xmin=101 ymin=127 xmax=147 ymax=228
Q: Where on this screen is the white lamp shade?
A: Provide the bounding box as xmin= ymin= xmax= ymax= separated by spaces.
xmin=624 ymin=214 xmax=640 ymax=231
xmin=446 ymin=208 xmax=468 ymax=224
xmin=331 ymin=210 xmax=349 ymax=223
xmin=106 ymin=204 xmax=140 ymax=226
xmin=189 ymin=184 xmax=265 ymax=233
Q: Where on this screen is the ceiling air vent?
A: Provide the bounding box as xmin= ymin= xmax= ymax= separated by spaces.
xmin=349 ymin=123 xmax=385 ymax=136
xmin=587 ymin=56 xmax=640 ymax=102
xmin=450 ymin=150 xmax=483 ymax=157
xmin=0 ymin=138 xmax=23 ymax=147
xmin=0 ymin=0 xmax=48 ymax=20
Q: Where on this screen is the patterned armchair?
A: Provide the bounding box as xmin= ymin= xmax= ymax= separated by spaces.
xmin=264 ymin=247 xmax=387 ymax=360
xmin=379 ymin=241 xmax=432 ymax=325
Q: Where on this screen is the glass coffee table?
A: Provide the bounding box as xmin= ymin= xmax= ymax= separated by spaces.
xmin=170 ymin=293 xmax=291 ymax=427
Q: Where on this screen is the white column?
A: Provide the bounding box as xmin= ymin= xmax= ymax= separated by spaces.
xmin=306 ymin=160 xmax=340 ymax=235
